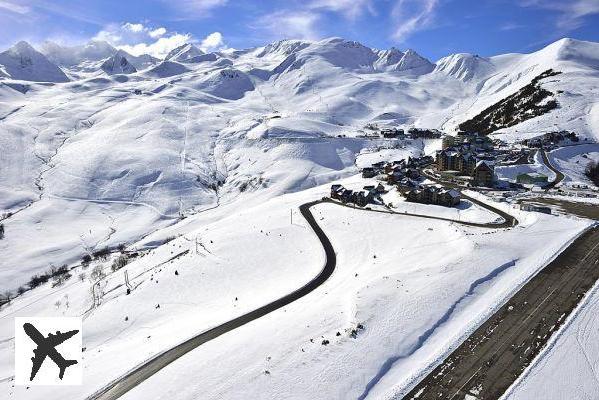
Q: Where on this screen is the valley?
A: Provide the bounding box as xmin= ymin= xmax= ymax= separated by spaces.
xmin=1 ymin=35 xmax=599 ymax=400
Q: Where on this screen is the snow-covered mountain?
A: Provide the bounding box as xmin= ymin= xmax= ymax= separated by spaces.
xmin=100 ymin=53 xmax=137 ymax=75
xmin=145 ymin=60 xmax=190 ymax=78
xmin=0 ymin=41 xmax=69 ymax=82
xmin=1 ymin=36 xmax=599 ymax=400
xmin=165 ymin=43 xmax=204 ymax=63
xmin=434 ymin=53 xmax=495 ymax=82
xmin=374 ymin=47 xmax=434 ymax=74
xmin=39 ymin=40 xmax=158 ymax=74
xmin=1 ymin=36 xmax=599 ymax=290
xmin=41 ymin=40 xmax=117 ymax=66
xmin=114 ymin=49 xmax=158 ymax=70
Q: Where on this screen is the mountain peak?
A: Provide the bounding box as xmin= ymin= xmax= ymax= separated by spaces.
xmin=255 ymin=39 xmax=311 ymax=58
xmin=10 ymin=41 xmax=37 ymax=55
xmin=165 ymin=43 xmax=204 ymax=62
xmin=101 ymin=53 xmax=137 ymax=75
xmin=434 ymin=52 xmax=494 ymax=81
xmin=40 ymin=40 xmax=117 ymax=67
xmin=375 ymin=47 xmax=433 ymax=74
xmin=0 ymin=41 xmax=69 ymax=82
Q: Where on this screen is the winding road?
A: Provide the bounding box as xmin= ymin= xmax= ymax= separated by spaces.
xmin=86 ymin=195 xmax=514 ymax=400
xmin=86 ymin=200 xmax=336 ymax=400
xmin=540 ymin=148 xmax=565 ymax=189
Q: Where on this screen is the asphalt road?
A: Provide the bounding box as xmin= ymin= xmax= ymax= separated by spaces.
xmin=404 ymin=225 xmax=599 ymax=400
xmin=86 ymin=200 xmax=336 ymax=400
xmin=86 ymin=195 xmax=516 ymax=400
xmin=328 ymin=196 xmax=516 ymax=229
xmin=540 ymin=148 xmax=565 ymax=189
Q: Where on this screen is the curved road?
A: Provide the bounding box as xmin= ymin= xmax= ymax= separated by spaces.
xmin=87 ymin=200 xmax=335 ymax=400
xmin=402 ymin=156 xmax=599 ymax=400
xmin=86 ymin=197 xmax=515 ymax=400
xmin=540 ymin=148 xmax=565 ymax=189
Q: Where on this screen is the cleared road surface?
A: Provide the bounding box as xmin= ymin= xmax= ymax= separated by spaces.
xmin=86 ymin=200 xmax=336 ymax=400
xmin=540 ymin=148 xmax=565 ymax=189
xmin=86 ymin=195 xmax=515 ymax=400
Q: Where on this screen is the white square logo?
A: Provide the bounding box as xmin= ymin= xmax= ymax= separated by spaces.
xmin=15 ymin=317 xmax=82 ymax=385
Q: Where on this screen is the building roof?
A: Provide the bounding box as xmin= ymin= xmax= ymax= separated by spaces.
xmin=475 ymin=160 xmax=494 ymax=170
xmin=445 ymin=189 xmax=461 ymax=198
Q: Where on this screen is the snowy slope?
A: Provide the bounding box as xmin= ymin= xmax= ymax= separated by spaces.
xmin=101 ymin=54 xmax=137 ymax=75
xmin=547 ymin=143 xmax=599 ymax=186
xmin=0 ymin=35 xmax=598 ymax=400
xmin=0 ymin=180 xmax=589 ymax=400
xmin=1 ymin=37 xmax=599 ymax=291
xmin=165 ymin=43 xmax=204 ymax=63
xmin=504 ymin=281 xmax=599 ymax=400
xmin=41 ymin=40 xmax=117 ymax=67
xmin=0 ymin=41 xmax=69 ymax=83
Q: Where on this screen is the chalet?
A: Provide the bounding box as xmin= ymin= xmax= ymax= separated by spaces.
xmin=406 ymin=188 xmax=422 ymax=203
xmin=436 ymin=150 xmax=460 ymax=171
xmin=404 ymin=168 xmax=420 ymax=179
xmin=381 ymin=128 xmax=404 ymax=138
xmin=330 ymin=184 xmax=375 ymax=207
xmin=437 ymin=189 xmax=461 ymax=207
xmin=375 ymin=183 xmax=386 ymax=194
xmin=330 ymin=184 xmax=344 ymax=199
xmin=472 ymin=160 xmax=495 ymax=187
xmin=405 ymin=186 xmax=461 ymax=207
xmin=339 ymin=188 xmax=354 ymax=203
xmin=409 ymin=128 xmax=442 ymax=139
xmin=388 ymin=169 xmax=404 ymax=184
xmin=520 ymin=204 xmax=552 ymax=214
xmin=396 ymin=179 xmax=416 ymax=192
xmin=362 ymin=167 xmax=377 ymax=178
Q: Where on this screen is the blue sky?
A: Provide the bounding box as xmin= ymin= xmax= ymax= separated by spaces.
xmin=0 ymin=0 xmax=598 ymax=60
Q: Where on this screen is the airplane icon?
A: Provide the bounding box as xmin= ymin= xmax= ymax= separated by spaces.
xmin=23 ymin=322 xmax=79 ymax=381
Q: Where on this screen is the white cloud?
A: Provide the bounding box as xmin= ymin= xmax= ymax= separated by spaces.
xmin=520 ymin=0 xmax=599 ymax=30
xmin=92 ymin=24 xmax=123 ymax=44
xmin=256 ymin=10 xmax=321 ymax=40
xmin=93 ymin=23 xmax=198 ymax=58
xmin=308 ymin=0 xmax=375 ymax=20
xmin=0 ymin=0 xmax=30 ymax=14
xmin=92 ymin=22 xmax=228 ymax=58
xmin=123 ymin=22 xmax=144 ymax=33
xmin=391 ymin=0 xmax=438 ymax=42
xmin=118 ymin=33 xmax=192 ymax=58
xmin=200 ymin=32 xmax=224 ymax=51
xmin=149 ymin=27 xmax=167 ymax=38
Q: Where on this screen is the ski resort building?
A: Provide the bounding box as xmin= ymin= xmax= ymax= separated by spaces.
xmin=405 ymin=186 xmax=461 ymax=207
xmin=472 ymin=160 xmax=495 ymax=187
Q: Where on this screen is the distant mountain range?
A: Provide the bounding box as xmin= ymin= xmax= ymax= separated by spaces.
xmin=0 ymin=38 xmax=442 ymax=83
xmin=1 ymin=35 xmax=598 ymax=290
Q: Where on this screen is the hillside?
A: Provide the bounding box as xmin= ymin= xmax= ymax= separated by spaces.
xmin=0 ymin=41 xmax=69 ymax=83
xmin=1 ymin=37 xmax=599 ymax=290
xmin=458 ymin=69 xmax=561 ymax=134
xmin=0 ymin=35 xmax=598 ymax=400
